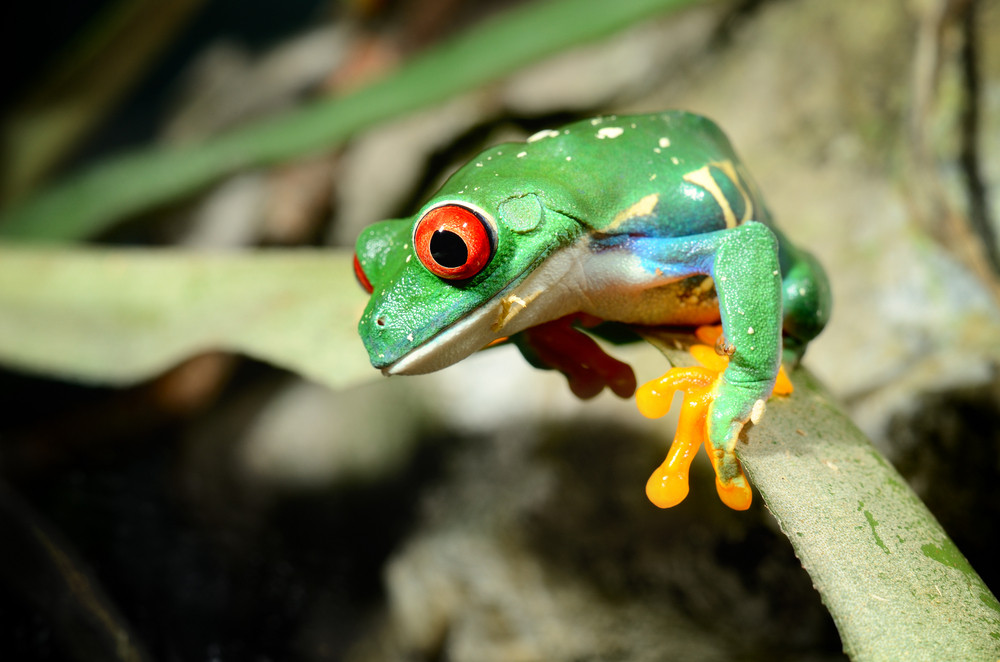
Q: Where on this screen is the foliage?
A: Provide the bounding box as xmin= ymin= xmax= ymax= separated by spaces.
xmin=0 ymin=247 xmax=371 ymax=389
xmin=644 ymin=331 xmax=1000 ymax=660
xmin=0 ymin=0 xmax=702 ymax=243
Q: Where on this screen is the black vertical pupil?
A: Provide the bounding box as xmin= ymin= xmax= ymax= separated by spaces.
xmin=430 ymin=230 xmax=468 ymax=268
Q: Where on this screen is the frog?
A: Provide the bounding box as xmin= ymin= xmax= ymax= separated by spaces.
xmin=354 ymin=110 xmax=830 ymax=510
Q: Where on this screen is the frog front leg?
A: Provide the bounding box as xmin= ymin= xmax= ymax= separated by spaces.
xmin=622 ymin=221 xmax=783 ymax=509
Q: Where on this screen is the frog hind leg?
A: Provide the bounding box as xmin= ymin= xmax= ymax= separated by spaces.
xmin=779 ymin=243 xmax=832 ymax=360
xmin=514 ymin=314 xmax=637 ymax=399
xmin=625 ymin=221 xmax=784 ymax=509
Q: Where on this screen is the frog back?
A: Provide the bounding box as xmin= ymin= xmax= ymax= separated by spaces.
xmin=436 ymin=111 xmax=773 ymax=242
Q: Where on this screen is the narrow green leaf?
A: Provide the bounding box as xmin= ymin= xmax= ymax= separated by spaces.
xmin=0 ymin=245 xmax=375 ymax=390
xmin=0 ymin=0 xmax=706 ymax=242
xmin=640 ymin=329 xmax=1000 ymax=660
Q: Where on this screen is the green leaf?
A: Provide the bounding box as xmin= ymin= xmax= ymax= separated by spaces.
xmin=640 ymin=329 xmax=1000 ymax=660
xmin=0 ymin=245 xmax=376 ymax=390
xmin=0 ymin=0 xmax=705 ymax=242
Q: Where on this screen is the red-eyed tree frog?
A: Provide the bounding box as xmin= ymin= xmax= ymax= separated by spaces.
xmin=353 ymin=111 xmax=830 ymax=511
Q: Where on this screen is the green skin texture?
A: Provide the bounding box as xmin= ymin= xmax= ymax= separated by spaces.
xmin=356 ymin=111 xmax=830 ymax=483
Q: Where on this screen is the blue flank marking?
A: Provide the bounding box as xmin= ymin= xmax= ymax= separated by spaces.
xmin=593 ymin=233 xmax=716 ymax=280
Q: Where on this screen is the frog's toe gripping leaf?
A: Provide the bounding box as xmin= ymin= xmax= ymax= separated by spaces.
xmin=516 ymin=315 xmax=636 ymax=399
xmin=636 ymin=328 xmax=792 ymax=511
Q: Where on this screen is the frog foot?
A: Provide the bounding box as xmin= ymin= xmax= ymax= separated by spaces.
xmin=519 ymin=314 xmax=637 ymax=399
xmin=635 ymin=325 xmax=792 ymax=511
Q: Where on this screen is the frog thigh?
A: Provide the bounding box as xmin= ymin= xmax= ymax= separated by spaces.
xmin=779 ymin=245 xmax=832 ymax=355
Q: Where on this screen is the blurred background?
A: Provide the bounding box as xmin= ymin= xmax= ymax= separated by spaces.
xmin=1 ymin=0 xmax=998 ymax=660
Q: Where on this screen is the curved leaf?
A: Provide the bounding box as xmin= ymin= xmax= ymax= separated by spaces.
xmin=640 ymin=329 xmax=1000 ymax=660
xmin=0 ymin=245 xmax=375 ymax=390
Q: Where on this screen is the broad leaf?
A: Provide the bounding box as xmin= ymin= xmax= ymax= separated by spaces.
xmin=0 ymin=245 xmax=374 ymax=390
xmin=641 ymin=329 xmax=1000 ymax=660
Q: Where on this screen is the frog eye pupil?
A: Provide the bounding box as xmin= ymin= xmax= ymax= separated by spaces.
xmin=429 ymin=230 xmax=468 ymax=268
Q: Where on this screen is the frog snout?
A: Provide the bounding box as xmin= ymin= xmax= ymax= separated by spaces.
xmin=359 ymin=310 xmax=392 ymax=369
xmin=361 ymin=308 xmax=419 ymax=372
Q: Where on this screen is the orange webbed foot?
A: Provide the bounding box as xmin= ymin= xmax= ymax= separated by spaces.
xmin=636 ymin=325 xmax=792 ymax=511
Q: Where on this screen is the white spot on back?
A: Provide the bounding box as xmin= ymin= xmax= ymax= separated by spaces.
xmin=516 ymin=151 xmax=527 ymax=158
xmin=659 ymin=137 xmax=671 ymax=148
xmin=596 ymin=127 xmax=624 ymax=139
xmin=527 ymin=129 xmax=559 ymax=143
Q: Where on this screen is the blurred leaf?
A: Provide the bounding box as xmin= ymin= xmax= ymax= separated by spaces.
xmin=0 ymin=0 xmax=706 ymax=242
xmin=3 ymin=0 xmax=205 ymax=202
xmin=641 ymin=329 xmax=1000 ymax=660
xmin=0 ymin=245 xmax=375 ymax=390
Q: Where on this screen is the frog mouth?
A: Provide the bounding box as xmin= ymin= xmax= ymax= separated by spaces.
xmin=382 ymin=294 xmax=510 ymax=376
xmin=384 ymin=242 xmax=586 ymax=376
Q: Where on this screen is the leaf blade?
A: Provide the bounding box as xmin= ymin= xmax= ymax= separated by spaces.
xmin=640 ymin=329 xmax=1000 ymax=660
xmin=0 ymin=245 xmax=376 ymax=390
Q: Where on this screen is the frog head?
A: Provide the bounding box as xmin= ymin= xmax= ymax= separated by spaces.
xmin=354 ymin=185 xmax=584 ymax=375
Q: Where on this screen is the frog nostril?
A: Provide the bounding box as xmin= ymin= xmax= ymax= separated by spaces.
xmin=375 ymin=316 xmax=387 ymax=328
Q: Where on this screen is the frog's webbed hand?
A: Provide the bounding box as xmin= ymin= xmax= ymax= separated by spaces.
xmin=627 ymin=222 xmax=786 ymax=509
xmin=514 ymin=314 xmax=637 ymax=399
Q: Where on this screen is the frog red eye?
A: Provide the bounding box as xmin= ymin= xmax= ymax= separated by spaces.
xmin=353 ymin=253 xmax=374 ymax=293
xmin=413 ymin=204 xmax=494 ymax=280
